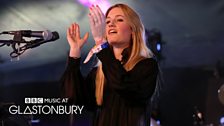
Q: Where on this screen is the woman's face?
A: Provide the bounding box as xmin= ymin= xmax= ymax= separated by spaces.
xmin=106 ymin=7 xmax=132 ymax=48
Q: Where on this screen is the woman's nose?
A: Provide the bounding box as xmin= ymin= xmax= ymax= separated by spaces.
xmin=108 ymin=20 xmax=115 ymax=27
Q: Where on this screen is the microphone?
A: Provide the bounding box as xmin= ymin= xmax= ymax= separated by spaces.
xmin=1 ymin=30 xmax=60 ymax=58
xmin=1 ymin=30 xmax=59 ymax=41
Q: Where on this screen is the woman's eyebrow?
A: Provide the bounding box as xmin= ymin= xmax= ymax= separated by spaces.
xmin=106 ymin=15 xmax=125 ymax=19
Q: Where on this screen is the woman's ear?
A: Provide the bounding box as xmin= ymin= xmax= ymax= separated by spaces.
xmin=131 ymin=31 xmax=135 ymax=37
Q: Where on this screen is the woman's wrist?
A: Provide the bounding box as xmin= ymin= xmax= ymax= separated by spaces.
xmin=69 ymin=47 xmax=81 ymax=58
xmin=83 ymin=42 xmax=109 ymax=63
xmin=95 ymin=37 xmax=107 ymax=45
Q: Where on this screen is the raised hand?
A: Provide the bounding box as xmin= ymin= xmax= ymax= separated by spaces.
xmin=67 ymin=23 xmax=89 ymax=58
xmin=88 ymin=5 xmax=106 ymax=45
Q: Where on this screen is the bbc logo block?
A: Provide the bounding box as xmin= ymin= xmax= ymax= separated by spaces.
xmin=25 ymin=98 xmax=43 ymax=104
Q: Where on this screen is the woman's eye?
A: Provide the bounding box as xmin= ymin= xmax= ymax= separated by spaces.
xmin=117 ymin=19 xmax=123 ymax=22
xmin=106 ymin=21 xmax=110 ymax=24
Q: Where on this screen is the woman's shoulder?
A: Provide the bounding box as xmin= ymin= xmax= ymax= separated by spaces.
xmin=139 ymin=57 xmax=158 ymax=66
xmin=131 ymin=57 xmax=158 ymax=72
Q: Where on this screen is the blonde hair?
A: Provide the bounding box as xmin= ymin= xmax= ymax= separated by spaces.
xmin=95 ymin=3 xmax=153 ymax=105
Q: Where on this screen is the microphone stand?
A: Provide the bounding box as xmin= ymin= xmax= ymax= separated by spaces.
xmin=0 ymin=32 xmax=46 ymax=58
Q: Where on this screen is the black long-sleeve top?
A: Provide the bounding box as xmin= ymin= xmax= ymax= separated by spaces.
xmin=60 ymin=46 xmax=158 ymax=126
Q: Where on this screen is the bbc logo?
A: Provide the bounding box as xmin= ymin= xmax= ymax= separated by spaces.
xmin=25 ymin=98 xmax=43 ymax=104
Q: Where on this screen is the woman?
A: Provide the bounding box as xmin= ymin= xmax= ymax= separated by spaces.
xmin=61 ymin=3 xmax=159 ymax=126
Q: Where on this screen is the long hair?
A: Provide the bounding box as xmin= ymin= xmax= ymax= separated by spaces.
xmin=95 ymin=3 xmax=154 ymax=105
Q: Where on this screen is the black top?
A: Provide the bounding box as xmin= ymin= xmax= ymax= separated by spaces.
xmin=60 ymin=46 xmax=158 ymax=126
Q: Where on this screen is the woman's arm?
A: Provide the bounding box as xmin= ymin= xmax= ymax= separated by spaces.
xmin=60 ymin=57 xmax=97 ymax=110
xmin=60 ymin=22 xmax=97 ymax=109
xmin=60 ymin=57 xmax=84 ymax=104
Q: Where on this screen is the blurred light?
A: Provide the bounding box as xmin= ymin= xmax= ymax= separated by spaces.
xmin=197 ymin=112 xmax=202 ymax=119
xmin=220 ymin=116 xmax=224 ymax=124
xmin=31 ymin=119 xmax=40 ymax=124
xmin=145 ymin=28 xmax=165 ymax=61
xmin=156 ymin=43 xmax=161 ymax=51
xmin=78 ymin=0 xmax=110 ymax=13
xmin=78 ymin=0 xmax=90 ymax=6
xmin=156 ymin=120 xmax=160 ymax=125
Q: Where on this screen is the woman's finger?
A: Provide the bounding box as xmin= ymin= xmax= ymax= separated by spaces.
xmin=95 ymin=5 xmax=105 ymax=23
xmin=72 ymin=23 xmax=76 ymax=35
xmin=76 ymin=23 xmax=80 ymax=40
xmin=88 ymin=13 xmax=95 ymax=27
xmin=90 ymin=6 xmax=99 ymax=24
xmin=68 ymin=25 xmax=73 ymax=36
xmin=66 ymin=28 xmax=71 ymax=38
xmin=83 ymin=32 xmax=89 ymax=42
xmin=92 ymin=5 xmax=102 ymax=24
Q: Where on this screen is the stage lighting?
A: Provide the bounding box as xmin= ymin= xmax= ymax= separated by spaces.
xmin=78 ymin=0 xmax=110 ymax=13
xmin=220 ymin=116 xmax=224 ymax=125
xmin=218 ymin=84 xmax=224 ymax=105
xmin=145 ymin=28 xmax=165 ymax=61
xmin=156 ymin=43 xmax=161 ymax=52
xmin=192 ymin=106 xmax=204 ymax=126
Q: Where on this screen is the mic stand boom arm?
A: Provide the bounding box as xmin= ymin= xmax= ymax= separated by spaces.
xmin=0 ymin=32 xmax=47 ymax=58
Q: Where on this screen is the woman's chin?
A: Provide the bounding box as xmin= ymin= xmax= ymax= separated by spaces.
xmin=108 ymin=41 xmax=117 ymax=45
